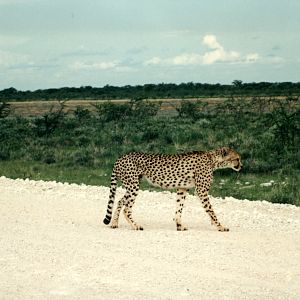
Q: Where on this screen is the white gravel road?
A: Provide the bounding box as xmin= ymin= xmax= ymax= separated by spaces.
xmin=0 ymin=176 xmax=299 ymax=299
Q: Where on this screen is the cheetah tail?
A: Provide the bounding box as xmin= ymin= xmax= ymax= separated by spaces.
xmin=103 ymin=171 xmax=118 ymax=225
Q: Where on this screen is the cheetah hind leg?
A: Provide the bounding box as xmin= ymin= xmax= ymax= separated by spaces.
xmin=123 ymin=204 xmax=143 ymax=230
xmin=122 ymin=183 xmax=143 ymax=230
xmin=110 ymin=190 xmax=133 ymax=229
xmin=111 ymin=196 xmax=126 ymax=229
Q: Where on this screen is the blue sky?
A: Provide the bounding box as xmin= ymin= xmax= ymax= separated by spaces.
xmin=0 ymin=0 xmax=299 ymax=90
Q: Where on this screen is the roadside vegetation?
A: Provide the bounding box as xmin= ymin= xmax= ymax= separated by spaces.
xmin=0 ymin=95 xmax=299 ymax=206
xmin=1 ymin=81 xmax=300 ymax=101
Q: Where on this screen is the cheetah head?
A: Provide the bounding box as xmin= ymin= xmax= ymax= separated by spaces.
xmin=215 ymin=147 xmax=242 ymax=172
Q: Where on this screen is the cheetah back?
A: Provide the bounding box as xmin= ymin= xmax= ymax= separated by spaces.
xmin=114 ymin=152 xmax=212 ymax=189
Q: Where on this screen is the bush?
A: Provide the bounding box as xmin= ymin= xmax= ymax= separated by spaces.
xmin=72 ymin=149 xmax=94 ymax=166
xmin=0 ymin=96 xmax=299 ymax=205
xmin=92 ymin=101 xmax=133 ymax=122
xmin=0 ymin=101 xmax=11 ymax=118
xmin=131 ymin=99 xmax=161 ymax=119
xmin=42 ymin=153 xmax=56 ymax=164
xmin=77 ymin=135 xmax=91 ymax=147
xmin=176 ymin=100 xmax=208 ymax=121
xmin=0 ymin=146 xmax=10 ymax=160
xmin=33 ymin=101 xmax=66 ymax=136
xmin=92 ymin=99 xmax=161 ymax=122
xmin=264 ymin=97 xmax=300 ymax=151
xmin=73 ymin=106 xmax=92 ymax=121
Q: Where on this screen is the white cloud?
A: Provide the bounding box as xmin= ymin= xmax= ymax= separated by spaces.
xmin=245 ymin=53 xmax=259 ymax=63
xmin=144 ymin=57 xmax=162 ymax=66
xmin=145 ymin=34 xmax=260 ymax=67
xmin=0 ymin=0 xmax=40 ymax=5
xmin=0 ymin=49 xmax=33 ymax=68
xmin=161 ymin=30 xmax=193 ymax=38
xmin=0 ymin=34 xmax=30 ymax=47
xmin=70 ymin=61 xmax=118 ymax=71
xmin=172 ymin=53 xmax=202 ymax=65
xmin=202 ymin=34 xmax=222 ymax=50
xmin=145 ymin=54 xmax=203 ymax=66
xmin=202 ymin=48 xmax=240 ymax=65
xmin=202 ymin=35 xmax=241 ymax=64
xmin=145 ymin=54 xmax=202 ymax=66
xmin=264 ymin=55 xmax=285 ymax=64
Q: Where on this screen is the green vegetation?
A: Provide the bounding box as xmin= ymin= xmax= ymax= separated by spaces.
xmin=1 ymin=81 xmax=300 ymax=101
xmin=0 ymin=96 xmax=299 ymax=206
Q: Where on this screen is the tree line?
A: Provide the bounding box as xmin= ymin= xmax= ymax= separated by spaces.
xmin=1 ymin=81 xmax=300 ymax=101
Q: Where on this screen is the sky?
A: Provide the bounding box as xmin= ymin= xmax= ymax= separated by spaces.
xmin=0 ymin=0 xmax=299 ymax=90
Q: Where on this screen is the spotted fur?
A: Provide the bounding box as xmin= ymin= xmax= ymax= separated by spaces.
xmin=103 ymin=147 xmax=242 ymax=231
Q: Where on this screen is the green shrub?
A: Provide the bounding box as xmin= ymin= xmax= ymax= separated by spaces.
xmin=72 ymin=149 xmax=94 ymax=166
xmin=176 ymin=100 xmax=208 ymax=121
xmin=0 ymin=101 xmax=11 ymax=118
xmin=92 ymin=101 xmax=133 ymax=122
xmin=42 ymin=152 xmax=56 ymax=164
xmin=33 ymin=102 xmax=66 ymax=136
xmin=0 ymin=96 xmax=299 ymax=205
xmin=77 ymin=135 xmax=91 ymax=147
xmin=0 ymin=146 xmax=10 ymax=160
xmin=73 ymin=106 xmax=92 ymax=121
xmin=131 ymin=99 xmax=161 ymax=118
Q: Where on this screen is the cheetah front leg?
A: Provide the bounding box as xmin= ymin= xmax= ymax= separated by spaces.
xmin=197 ymin=188 xmax=229 ymax=231
xmin=175 ymin=188 xmax=188 ymax=231
xmin=195 ymin=175 xmax=229 ymax=232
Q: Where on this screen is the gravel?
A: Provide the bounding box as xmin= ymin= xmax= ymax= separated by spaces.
xmin=1 ymin=176 xmax=299 ymax=299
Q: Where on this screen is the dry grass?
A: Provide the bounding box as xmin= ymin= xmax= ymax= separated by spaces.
xmin=8 ymin=98 xmax=225 ymax=117
xmin=7 ymin=96 xmax=293 ymax=117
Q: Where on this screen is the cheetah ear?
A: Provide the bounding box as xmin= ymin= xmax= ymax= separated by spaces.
xmin=221 ymin=147 xmax=229 ymax=157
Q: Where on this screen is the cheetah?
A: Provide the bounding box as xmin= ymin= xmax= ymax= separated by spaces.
xmin=103 ymin=147 xmax=242 ymax=231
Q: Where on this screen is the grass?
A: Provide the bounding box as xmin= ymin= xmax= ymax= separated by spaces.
xmin=0 ymin=160 xmax=110 ymax=186
xmin=8 ymin=98 xmax=208 ymax=117
xmin=7 ymin=96 xmax=291 ymax=117
xmin=211 ymin=172 xmax=300 ymax=205
xmin=1 ymin=160 xmax=299 ymax=206
xmin=0 ymin=97 xmax=299 ymax=205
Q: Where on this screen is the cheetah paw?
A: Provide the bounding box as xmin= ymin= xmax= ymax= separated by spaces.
xmin=218 ymin=226 xmax=229 ymax=232
xmin=111 ymin=222 xmax=119 ymax=229
xmin=135 ymin=225 xmax=144 ymax=231
xmin=177 ymin=225 xmax=188 ymax=231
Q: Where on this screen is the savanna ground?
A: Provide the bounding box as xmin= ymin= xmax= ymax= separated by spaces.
xmin=1 ymin=96 xmax=300 ymax=299
xmin=1 ymin=177 xmax=299 ymax=299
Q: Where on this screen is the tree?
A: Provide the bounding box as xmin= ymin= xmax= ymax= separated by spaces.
xmin=0 ymin=101 xmax=11 ymax=118
xmin=266 ymin=97 xmax=300 ymax=150
xmin=232 ymin=80 xmax=243 ymax=88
